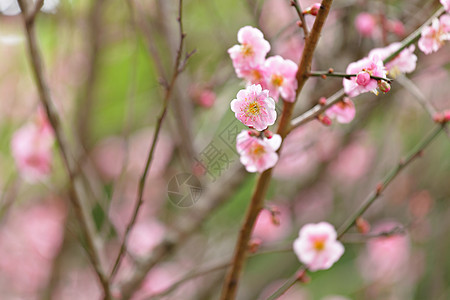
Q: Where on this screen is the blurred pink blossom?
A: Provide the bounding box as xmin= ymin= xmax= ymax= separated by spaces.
xmin=359 ymin=221 xmax=410 ymax=283
xmin=11 ymin=115 xmax=54 ymax=183
xmin=264 ymin=55 xmax=298 ymax=102
xmin=252 ymin=205 xmax=292 ymax=243
xmin=293 ymin=222 xmax=344 ymax=271
xmin=418 ymin=15 xmax=450 ymax=54
xmin=127 ymin=219 xmax=166 ymax=257
xmin=228 ymin=26 xmax=271 ymax=79
xmin=441 ymin=0 xmax=450 ymax=12
xmin=369 ymin=43 xmax=417 ymax=78
xmin=53 ymin=268 xmax=102 ymax=300
xmin=355 ymin=13 xmax=377 ymax=37
xmin=325 ymin=97 xmax=355 ymax=124
xmin=343 ymin=55 xmax=387 ymax=97
xmin=198 ymin=90 xmax=216 ymax=108
xmin=236 ymin=130 xmax=282 ymax=173
xmin=387 ymin=20 xmax=406 ymax=37
xmin=230 ymin=84 xmax=277 ymax=131
xmin=0 ymin=200 xmax=66 ymax=297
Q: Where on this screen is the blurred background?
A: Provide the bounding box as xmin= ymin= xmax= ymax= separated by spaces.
xmin=0 ymin=0 xmax=449 ymax=299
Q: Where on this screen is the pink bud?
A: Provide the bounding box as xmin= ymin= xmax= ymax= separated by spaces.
xmin=444 ymin=110 xmax=450 ymax=122
xmin=356 ymin=72 xmax=371 ymax=86
xmin=388 ymin=20 xmax=405 ymax=37
xmin=249 ymin=238 xmax=262 ymax=253
xmin=303 ymin=3 xmax=321 ymax=16
xmin=264 ymin=130 xmax=273 ymax=139
xmin=318 ymin=97 xmax=327 ymax=105
xmin=356 ymin=217 xmax=371 ymax=234
xmin=378 ymin=81 xmax=391 ymax=93
xmin=317 ymin=114 xmax=332 ymax=126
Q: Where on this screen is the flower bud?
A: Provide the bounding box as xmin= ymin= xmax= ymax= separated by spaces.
xmin=378 ymin=80 xmax=391 ymax=93
xmin=303 ymin=3 xmax=321 ymax=16
xmin=263 ymin=130 xmax=273 ymax=139
xmin=317 ymin=114 xmax=332 ymax=126
xmin=356 ymin=71 xmax=371 ymax=86
xmin=356 ymin=217 xmax=371 ymax=234
xmin=248 ymin=238 xmax=262 ymax=253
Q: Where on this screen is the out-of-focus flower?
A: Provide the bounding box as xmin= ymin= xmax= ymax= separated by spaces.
xmin=236 ymin=130 xmax=282 ymax=173
xmin=127 ymin=220 xmax=165 ymax=257
xmin=293 ymin=222 xmax=344 ymax=271
xmin=343 ymin=55 xmax=387 ymax=97
xmin=253 ymin=205 xmax=292 ymax=243
xmin=228 ymin=26 xmax=271 ymax=79
xmin=418 ymin=15 xmax=450 ymax=54
xmin=231 ymin=84 xmax=277 ymax=131
xmin=359 ymin=221 xmax=410 ymax=283
xmin=355 ymin=13 xmax=377 ymax=37
xmin=0 ymin=0 xmax=60 ymax=15
xmin=387 ymin=20 xmax=406 ymax=37
xmin=325 ymin=97 xmax=355 ymax=124
xmin=369 ymin=43 xmax=417 ymax=78
xmin=189 ymin=85 xmax=216 ymax=108
xmin=264 ymin=55 xmax=298 ymax=102
xmin=441 ymin=0 xmax=450 ymax=12
xmin=11 ymin=115 xmax=54 ymax=183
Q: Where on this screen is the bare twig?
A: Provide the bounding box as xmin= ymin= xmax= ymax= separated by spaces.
xmin=109 ymin=0 xmax=190 ymax=281
xmin=220 ymin=1 xmax=334 ymax=299
xmin=308 ymin=70 xmax=392 ymax=82
xmin=290 ymin=0 xmax=310 ymax=36
xmin=16 ymin=0 xmax=111 ymax=298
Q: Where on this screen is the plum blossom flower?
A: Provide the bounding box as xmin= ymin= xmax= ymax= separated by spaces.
xmin=264 ymin=55 xmax=298 ymax=102
xmin=231 ymin=84 xmax=276 ymax=131
xmin=369 ymin=43 xmax=417 ymax=78
xmin=0 ymin=0 xmax=60 ymax=15
xmin=11 ymin=115 xmax=54 ymax=183
xmin=228 ymin=26 xmax=271 ymax=79
xmin=355 ymin=13 xmax=377 ymax=37
xmin=236 ymin=130 xmax=282 ymax=173
xmin=418 ymin=15 xmax=450 ymax=54
xmin=343 ymin=55 xmax=387 ymax=97
xmin=293 ymin=222 xmax=344 ymax=271
xmin=325 ymin=97 xmax=355 ymax=124
xmin=441 ymin=0 xmax=450 ymax=12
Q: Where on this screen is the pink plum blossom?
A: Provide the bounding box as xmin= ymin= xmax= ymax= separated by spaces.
xmin=441 ymin=0 xmax=450 ymax=12
xmin=359 ymin=221 xmax=410 ymax=283
xmin=369 ymin=42 xmax=417 ymax=77
xmin=293 ymin=222 xmax=344 ymax=271
xmin=264 ymin=55 xmax=298 ymax=102
xmin=252 ymin=205 xmax=292 ymax=243
xmin=11 ymin=117 xmax=54 ymax=183
xmin=228 ymin=26 xmax=271 ymax=79
xmin=355 ymin=13 xmax=377 ymax=37
xmin=231 ymin=84 xmax=277 ymax=131
xmin=343 ymin=55 xmax=387 ymax=97
xmin=236 ymin=130 xmax=282 ymax=173
xmin=325 ymin=97 xmax=356 ymax=124
xmin=418 ymin=15 xmax=450 ymax=54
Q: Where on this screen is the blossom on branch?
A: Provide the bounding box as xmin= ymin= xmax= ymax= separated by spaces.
xmin=228 ymin=26 xmax=271 ymax=79
xmin=418 ymin=15 xmax=450 ymax=55
xmin=236 ymin=130 xmax=281 ymax=173
xmin=293 ymin=222 xmax=344 ymax=271
xmin=264 ymin=55 xmax=298 ymax=102
xmin=325 ymin=97 xmax=356 ymax=124
xmin=343 ymin=55 xmax=388 ymax=97
xmin=369 ymin=43 xmax=417 ymax=78
xmin=231 ymin=84 xmax=276 ymax=131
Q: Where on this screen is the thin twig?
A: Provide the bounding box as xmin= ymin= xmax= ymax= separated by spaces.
xmin=267 ymin=124 xmax=445 ymax=299
xmin=109 ymin=0 xmax=189 ymax=281
xmin=16 ymin=1 xmax=111 ymax=298
xmin=290 ymin=0 xmax=309 ymax=36
xmin=337 ymin=124 xmax=445 ymax=238
xmin=308 ymin=71 xmax=392 ymax=82
xmin=220 ymin=1 xmax=334 ymax=299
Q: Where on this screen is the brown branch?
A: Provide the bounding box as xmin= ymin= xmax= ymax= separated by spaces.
xmin=109 ymin=0 xmax=188 ymax=281
xmin=290 ymin=0 xmax=309 ymax=36
xmin=220 ymin=1 xmax=334 ymax=299
xmin=16 ymin=0 xmax=111 ymax=298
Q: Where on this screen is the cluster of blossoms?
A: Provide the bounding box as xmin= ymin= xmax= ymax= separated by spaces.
xmin=355 ymin=12 xmax=405 ymax=39
xmin=228 ymin=26 xmax=298 ymax=103
xmin=229 ymin=26 xmax=295 ymax=173
xmin=11 ymin=110 xmax=54 ymax=183
xmin=418 ymin=12 xmax=450 ymax=54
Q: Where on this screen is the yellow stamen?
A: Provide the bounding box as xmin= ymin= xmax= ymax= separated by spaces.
xmin=271 ymin=74 xmax=284 ymax=87
xmin=313 ymin=239 xmax=326 ymax=251
xmin=246 ymin=101 xmax=261 ymax=116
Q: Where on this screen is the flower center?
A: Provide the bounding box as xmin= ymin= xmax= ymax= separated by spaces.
xmin=250 ymin=143 xmax=266 ymax=157
xmin=251 ymin=69 xmax=263 ymax=82
xmin=271 ymin=74 xmax=284 ymax=87
xmin=246 ymin=101 xmax=261 ymax=116
xmin=242 ymin=44 xmax=254 ymax=57
xmin=313 ymin=239 xmax=326 ymax=251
